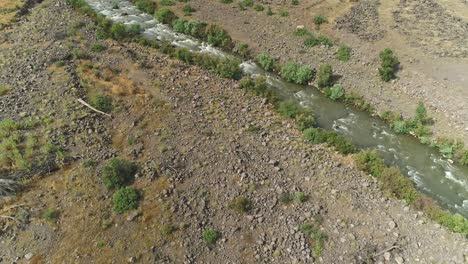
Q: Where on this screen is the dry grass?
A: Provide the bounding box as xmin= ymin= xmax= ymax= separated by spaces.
xmin=0 ymin=0 xmax=23 ymax=26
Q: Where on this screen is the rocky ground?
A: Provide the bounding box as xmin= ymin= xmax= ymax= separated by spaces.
xmin=181 ymin=0 xmax=468 ymax=145
xmin=0 ymin=0 xmax=468 ymax=263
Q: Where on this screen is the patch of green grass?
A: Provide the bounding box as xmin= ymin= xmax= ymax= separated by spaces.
xmin=313 ymin=14 xmax=327 ymax=29
xmin=220 ymin=0 xmax=233 ymax=3
xmin=101 ymin=158 xmax=138 ymax=190
xmin=253 ymin=4 xmax=264 ymax=11
xmin=324 ymin=84 xmax=344 ymax=101
xmin=266 ymin=6 xmax=273 ymax=15
xmin=291 ymin=0 xmax=299 ymax=5
xmin=91 ymin=43 xmax=107 ymax=52
xmin=42 ymin=208 xmax=58 ymax=221
xmin=202 ymin=227 xmax=219 ymax=245
xmin=294 ymin=27 xmax=309 ymax=36
xmin=279 ymin=9 xmax=288 ymax=17
xmin=159 ymin=0 xmax=175 ymax=6
xmin=241 ymin=0 xmax=253 ymax=7
xmin=279 ymin=192 xmax=293 ymax=204
xmin=91 ymin=94 xmax=113 ymax=113
xmin=182 ymin=4 xmax=195 ymax=14
xmin=303 ymin=127 xmax=357 ymax=154
xmin=336 ymin=45 xmax=351 ymax=62
xmin=294 ymin=192 xmax=306 ymax=202
xmin=300 ymin=223 xmax=327 ymax=257
xmin=228 ymin=196 xmax=251 ymax=213
xmin=112 ymin=187 xmax=140 ymax=213
xmin=255 ymin=51 xmax=276 ymax=72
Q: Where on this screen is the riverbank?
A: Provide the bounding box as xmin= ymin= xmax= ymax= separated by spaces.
xmin=0 ymin=0 xmax=467 ymax=262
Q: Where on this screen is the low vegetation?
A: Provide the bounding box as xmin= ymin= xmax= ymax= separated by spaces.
xmin=303 ymin=127 xmax=357 ymax=155
xmin=336 ymin=45 xmax=351 ymax=62
xmin=91 ymin=94 xmax=113 ymax=112
xmin=155 ymin=8 xmax=177 ymax=24
xmin=202 ymin=227 xmax=219 ymax=245
xmin=42 ymin=208 xmax=58 ymax=221
xmin=0 ymin=84 xmax=10 ymax=96
xmin=228 ymin=196 xmax=252 ymax=213
xmin=101 ymin=158 xmax=138 ymax=190
xmin=90 ymin=43 xmax=107 ymax=52
xmin=316 ymin=64 xmax=333 ymax=88
xmin=133 ymin=0 xmax=157 ymax=13
xmin=112 ymin=186 xmax=140 ymax=213
xmin=313 ymin=15 xmax=327 ymax=29
xmin=378 ymin=48 xmax=399 ymax=82
xmin=280 ymin=62 xmax=314 ymax=85
xmin=300 ymin=223 xmax=327 ymax=257
xmin=255 ymin=52 xmax=276 ymax=72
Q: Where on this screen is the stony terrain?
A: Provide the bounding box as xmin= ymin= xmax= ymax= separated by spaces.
xmin=182 ymin=0 xmax=468 ymax=145
xmin=0 ymin=0 xmax=468 ymax=263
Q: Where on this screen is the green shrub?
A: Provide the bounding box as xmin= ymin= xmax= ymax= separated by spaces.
xmin=255 ymin=52 xmax=276 ymax=71
xmin=294 ymin=192 xmax=306 ymax=202
xmin=110 ymin=22 xmax=127 ymax=40
xmin=459 ymin=150 xmax=468 ymax=166
xmin=316 ymin=64 xmax=333 ymax=88
xmin=279 ymin=192 xmax=293 ymax=204
xmin=112 ymin=2 xmax=119 ymax=9
xmin=228 ymin=196 xmax=251 ymax=213
xmin=182 ymin=4 xmax=195 ymax=14
xmin=414 ymin=101 xmax=427 ymax=124
xmin=354 ymin=150 xmax=386 ymax=178
xmin=325 ymin=84 xmax=344 ymax=101
xmin=266 ymin=7 xmax=273 ymax=15
xmin=294 ymin=27 xmax=309 ymax=36
xmin=253 ymin=4 xmax=264 ymax=11
xmin=215 ymin=56 xmax=242 ymax=78
xmin=234 ymin=43 xmax=250 ymax=58
xmin=280 ymin=62 xmax=313 ymax=84
xmin=239 ymin=76 xmax=279 ymax=104
xmin=134 ymin=0 xmax=157 ymax=13
xmin=291 ymin=0 xmax=299 ymax=5
xmin=161 ymin=224 xmax=176 ymax=236
xmin=101 ymin=158 xmax=138 ymax=190
xmin=112 ymin=187 xmax=140 ymax=213
xmin=336 ymin=45 xmax=351 ymax=61
xmin=127 ymin=24 xmax=142 ymax=36
xmin=160 ymin=0 xmax=175 ymax=6
xmin=91 ymin=94 xmax=113 ymax=113
xmin=425 ymin=206 xmax=468 ymax=235
xmin=277 ymin=100 xmax=302 ymax=118
xmin=156 ymin=8 xmax=176 ymax=24
xmin=391 ymin=119 xmax=411 ymax=134
xmin=238 ymin=2 xmax=246 ymax=10
xmin=220 ymin=0 xmax=232 ymax=3
xmin=380 ymin=167 xmax=419 ymax=204
xmin=42 ymin=208 xmax=58 ymax=221
xmin=303 ymin=36 xmax=319 ymax=47
xmin=300 ymin=223 xmax=327 ymax=257
xmin=242 ymin=0 xmax=253 ymax=6
xmin=202 ymin=228 xmax=219 ymax=245
xmin=172 ymin=18 xmax=207 ymax=38
xmin=313 ymin=15 xmax=327 ymax=28
xmin=303 ymin=128 xmax=356 ymax=154
xmin=206 ymin=24 xmax=233 ymax=49
xmin=295 ymin=113 xmax=315 ymax=131
xmin=378 ymin=48 xmax=399 ymax=82
xmin=173 ymin=48 xmax=193 ymax=63
xmin=91 ymin=43 xmax=107 ymax=52
xmin=316 ymin=35 xmax=332 ymax=46
xmin=279 ymin=9 xmax=288 ymax=17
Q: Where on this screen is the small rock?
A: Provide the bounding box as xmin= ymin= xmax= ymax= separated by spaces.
xmin=24 ymin=253 xmax=34 ymax=260
xmin=383 ymin=251 xmax=391 ymax=261
xmin=126 ymin=211 xmax=140 ymax=221
xmin=388 ymin=220 xmax=396 ymax=230
xmin=395 ymin=255 xmax=404 ymax=264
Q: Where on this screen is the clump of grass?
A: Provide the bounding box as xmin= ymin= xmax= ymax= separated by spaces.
xmin=155 ymin=8 xmax=177 ymax=24
xmin=291 ymin=0 xmax=299 ymax=5
xmin=134 ymin=0 xmax=157 ymax=13
xmin=220 ymin=0 xmax=233 ymax=3
xmin=0 ymin=84 xmax=10 ymax=96
xmin=313 ymin=14 xmax=327 ymax=29
xmin=182 ymin=4 xmax=195 ymax=15
xmin=303 ymin=127 xmax=357 ymax=154
xmin=91 ymin=94 xmax=113 ymax=113
xmin=202 ymin=228 xmax=219 ymax=245
xmin=336 ymin=45 xmax=351 ymax=62
xmin=324 ymin=84 xmax=344 ymax=101
xmin=294 ymin=192 xmax=306 ymax=202
xmin=253 ymin=4 xmax=264 ymax=11
xmin=280 ymin=62 xmax=314 ymax=85
xmin=91 ymin=43 xmax=107 ymax=52
xmin=42 ymin=208 xmax=58 ymax=221
xmin=159 ymin=0 xmax=175 ymax=6
xmin=266 ymin=6 xmax=273 ymax=15
xmin=234 ymin=43 xmax=250 ymax=58
xmin=295 ymin=112 xmax=315 ymax=131
xmin=300 ymin=223 xmax=327 ymax=257
xmin=255 ymin=51 xmax=276 ymax=72
xmin=161 ymin=223 xmax=177 ymax=236
xmin=277 ymin=100 xmax=302 ymax=118
xmin=316 ymin=64 xmax=333 ymax=88
xmin=101 ymin=158 xmax=138 ymax=190
xmin=112 ymin=187 xmax=140 ymax=213
xmin=241 ymin=0 xmax=253 ymax=6
xmin=239 ymin=76 xmax=280 ymax=104
xmin=279 ymin=192 xmax=293 ymax=204
xmin=279 ymin=9 xmax=288 ymax=17
xmin=378 ymin=48 xmax=399 ymax=82
xmin=294 ymin=27 xmax=309 ymax=36
xmin=228 ymin=196 xmax=252 ymax=213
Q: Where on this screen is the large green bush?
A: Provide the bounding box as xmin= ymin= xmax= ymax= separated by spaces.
xmin=91 ymin=94 xmax=113 ymax=113
xmin=280 ymin=62 xmax=313 ymax=85
xmin=172 ymin=18 xmax=207 ymax=38
xmin=255 ymin=52 xmax=276 ymax=72
xmin=316 ymin=64 xmax=333 ymax=88
xmin=303 ymin=128 xmax=356 ymax=154
xmin=206 ymin=24 xmax=233 ymax=49
xmin=156 ymin=8 xmax=176 ymax=24
xmin=380 ymin=167 xmax=419 ymax=204
xmin=277 ymin=100 xmax=302 ymax=118
xmin=325 ymin=84 xmax=344 ymax=101
xmin=134 ymin=0 xmax=157 ymax=13
xmin=378 ymin=48 xmax=399 ymax=82
xmin=354 ymin=150 xmax=386 ymax=177
xmin=113 ymin=187 xmax=140 ymax=213
xmin=101 ymin=158 xmax=138 ymax=190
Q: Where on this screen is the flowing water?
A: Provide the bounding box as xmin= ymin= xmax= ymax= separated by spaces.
xmin=86 ymin=0 xmax=468 ymax=217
